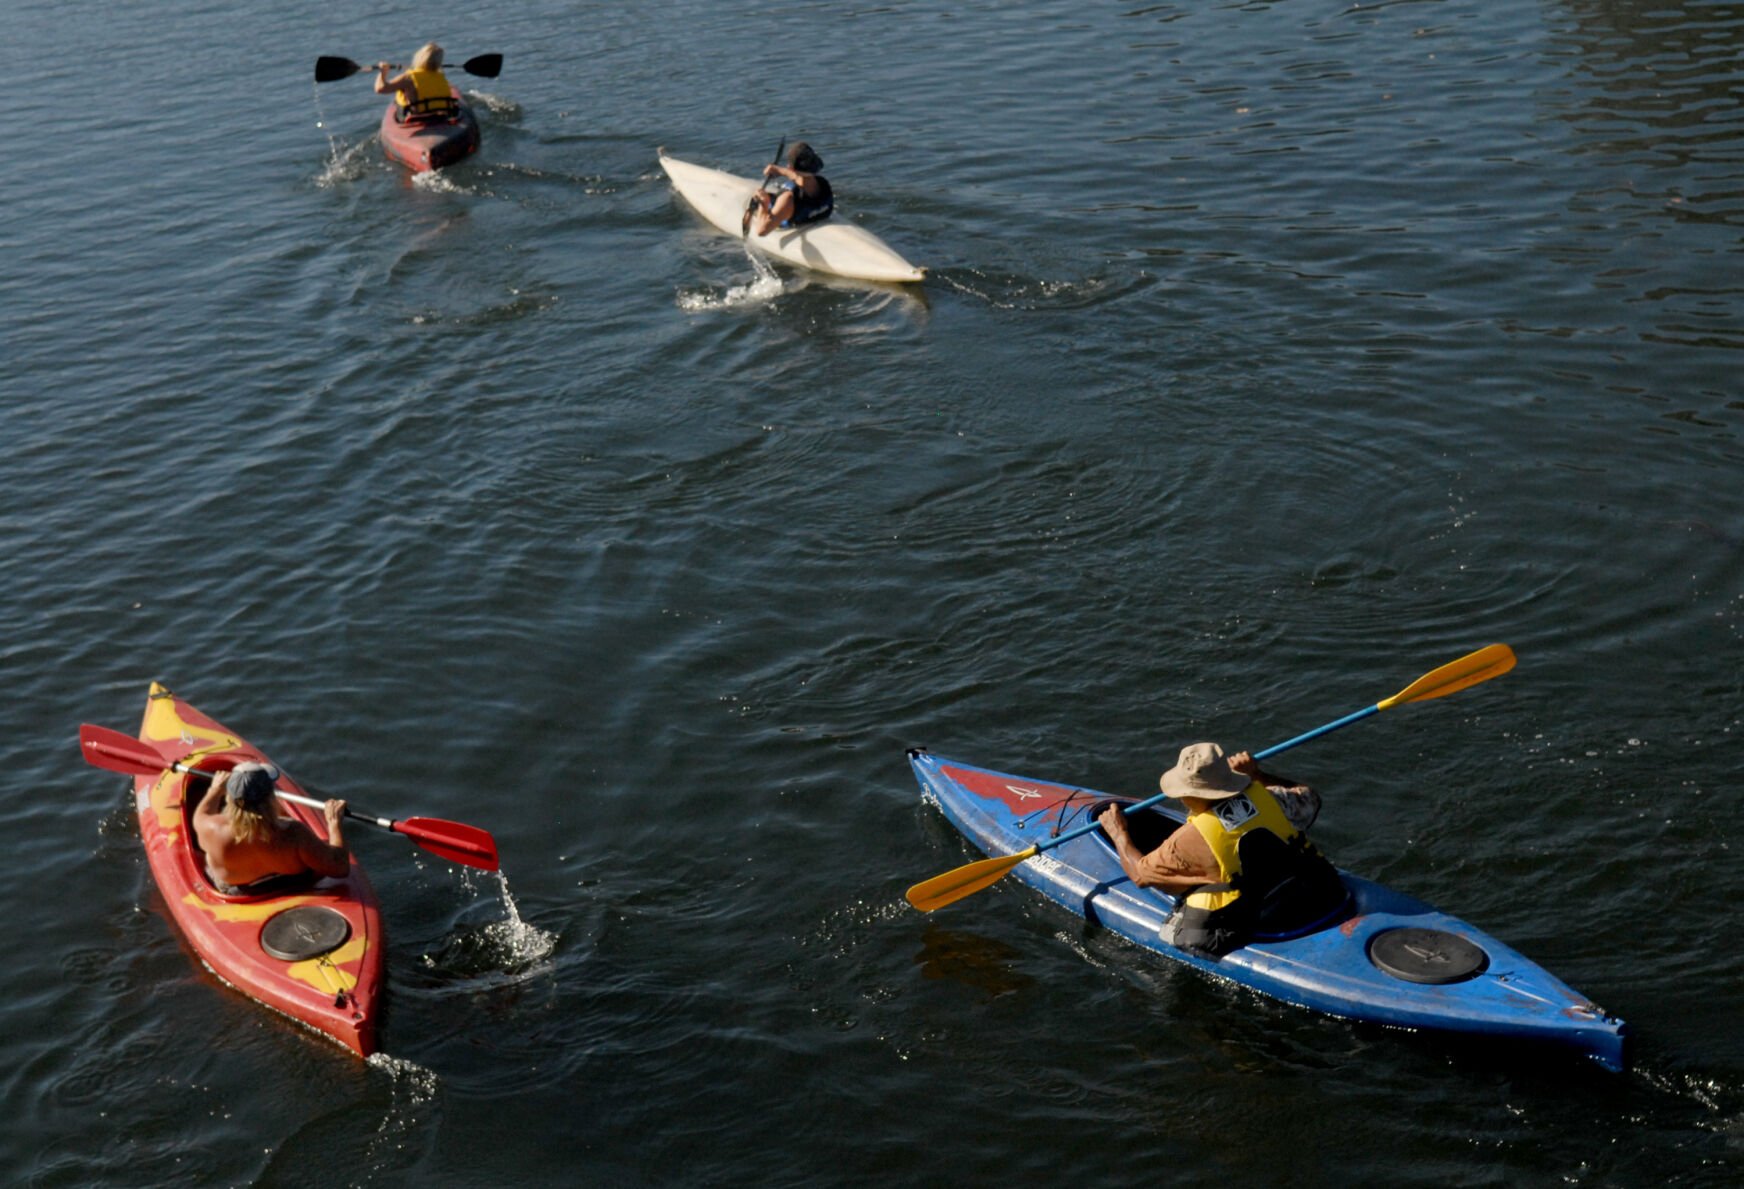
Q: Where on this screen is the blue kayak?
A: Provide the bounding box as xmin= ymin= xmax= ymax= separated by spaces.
xmin=908 ymin=749 xmax=1628 ymax=1072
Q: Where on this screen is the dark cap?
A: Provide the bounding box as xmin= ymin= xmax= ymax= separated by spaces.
xmin=789 ymin=142 xmax=823 ymax=173
xmin=225 ymin=762 xmax=279 ymax=812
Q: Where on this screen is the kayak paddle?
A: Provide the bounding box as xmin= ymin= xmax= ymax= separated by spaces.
xmin=743 ymin=138 xmax=786 ymax=236
xmin=79 ymin=723 xmax=500 ymax=872
xmin=314 ymin=53 xmax=504 ymax=84
xmin=904 ymin=642 xmax=1517 ymax=912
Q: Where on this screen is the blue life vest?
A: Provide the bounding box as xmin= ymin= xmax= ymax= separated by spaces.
xmin=779 ymin=176 xmax=834 ymax=227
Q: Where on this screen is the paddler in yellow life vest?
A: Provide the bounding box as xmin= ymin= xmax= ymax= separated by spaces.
xmin=374 ymin=43 xmax=457 ymax=121
xmin=1098 ymin=742 xmax=1347 ymax=957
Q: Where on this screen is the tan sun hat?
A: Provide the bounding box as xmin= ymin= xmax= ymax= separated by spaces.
xmin=1159 ymin=742 xmax=1250 ymax=800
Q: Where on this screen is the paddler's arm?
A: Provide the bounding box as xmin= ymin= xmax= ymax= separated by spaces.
xmin=1227 ymin=749 xmax=1296 ymax=789
xmin=1228 ymin=750 xmax=1322 ymax=831
xmin=761 ymin=163 xmax=819 ymax=197
xmin=195 ymin=770 xmax=231 ymax=817
xmin=295 ymin=799 xmax=351 ymax=878
xmin=1097 ymin=807 xmax=1218 ymax=894
xmin=373 ymin=63 xmax=411 ymax=99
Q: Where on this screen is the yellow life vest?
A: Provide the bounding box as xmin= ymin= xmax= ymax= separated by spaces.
xmin=395 ymin=68 xmax=455 ymax=112
xmin=1182 ymin=781 xmax=1303 ymax=913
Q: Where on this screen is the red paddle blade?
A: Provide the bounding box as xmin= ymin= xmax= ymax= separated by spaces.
xmin=79 ymin=723 xmax=167 ymax=775
xmin=395 ymin=817 xmax=500 ymax=872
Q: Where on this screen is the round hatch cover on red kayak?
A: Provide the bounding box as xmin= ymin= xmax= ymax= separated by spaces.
xmin=1367 ymin=927 xmax=1489 ymax=984
xmin=261 ymin=906 xmax=351 ymax=961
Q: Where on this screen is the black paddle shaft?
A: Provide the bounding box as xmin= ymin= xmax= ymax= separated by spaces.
xmin=314 ymin=53 xmax=502 ymax=83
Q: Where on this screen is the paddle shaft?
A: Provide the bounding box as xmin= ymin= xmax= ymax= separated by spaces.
xmin=78 ymin=722 xmax=499 ymax=870
xmin=1024 ymin=708 xmax=1374 ymax=858
xmin=162 ymin=757 xmax=394 ymax=835
xmin=993 ymin=644 xmax=1513 ymax=859
xmin=744 ymin=138 xmax=786 ymax=236
xmin=315 ymin=54 xmax=503 ymax=83
xmin=261 ymin=783 xmax=393 ymax=831
xmin=904 ymin=644 xmax=1515 ymax=912
xmin=175 ymin=760 xmax=497 ymax=868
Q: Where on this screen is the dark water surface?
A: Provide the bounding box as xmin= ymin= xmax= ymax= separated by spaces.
xmin=6 ymin=0 xmax=1741 ymax=1184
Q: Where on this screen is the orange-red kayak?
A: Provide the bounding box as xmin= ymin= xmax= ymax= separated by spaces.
xmin=379 ymin=91 xmax=479 ymax=173
xmin=131 ymin=682 xmax=384 ymax=1056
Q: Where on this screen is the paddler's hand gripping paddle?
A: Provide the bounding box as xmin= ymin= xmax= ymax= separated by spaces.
xmin=743 ymin=138 xmax=786 ymax=236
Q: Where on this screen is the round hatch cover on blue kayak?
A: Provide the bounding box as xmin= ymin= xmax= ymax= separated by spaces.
xmin=260 ymin=905 xmax=351 ymax=961
xmin=1368 ymin=927 xmax=1489 ymax=984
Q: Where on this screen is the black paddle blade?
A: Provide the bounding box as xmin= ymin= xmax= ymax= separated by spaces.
xmin=315 ymin=56 xmax=365 ymax=83
xmin=461 ymin=53 xmax=503 ymax=79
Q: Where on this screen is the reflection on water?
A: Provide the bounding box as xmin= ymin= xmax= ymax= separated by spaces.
xmin=914 ymin=926 xmax=1036 ymax=1001
xmin=1548 ymin=0 xmax=1744 ymax=360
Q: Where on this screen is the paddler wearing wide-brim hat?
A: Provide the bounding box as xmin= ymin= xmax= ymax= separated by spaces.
xmin=1097 ymin=741 xmax=1342 ymax=958
xmin=1158 ymin=741 xmax=1255 ymax=801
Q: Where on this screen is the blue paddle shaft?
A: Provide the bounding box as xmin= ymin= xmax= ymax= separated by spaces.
xmin=1033 ymin=701 xmax=1382 ymax=856
xmin=1254 ymin=704 xmax=1379 ymax=760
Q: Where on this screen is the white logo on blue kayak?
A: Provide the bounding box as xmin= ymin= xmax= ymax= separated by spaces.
xmin=1004 ymin=783 xmax=1042 ymax=801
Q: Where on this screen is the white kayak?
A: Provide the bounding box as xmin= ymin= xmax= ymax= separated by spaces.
xmin=659 ymin=153 xmax=925 ymax=284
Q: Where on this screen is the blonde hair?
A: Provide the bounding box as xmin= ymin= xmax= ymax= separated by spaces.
xmin=412 ymin=43 xmax=444 ymax=71
xmin=227 ymin=800 xmax=275 ymax=845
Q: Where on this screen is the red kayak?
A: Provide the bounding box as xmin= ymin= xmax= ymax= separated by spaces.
xmin=379 ymin=90 xmax=479 ymax=173
xmin=126 ymin=683 xmax=385 ymax=1056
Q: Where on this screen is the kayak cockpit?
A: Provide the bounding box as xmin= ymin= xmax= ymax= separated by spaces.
xmin=1086 ymin=799 xmax=1355 ymax=945
xmin=394 ymin=95 xmax=461 ymax=122
xmin=175 ymin=757 xmax=327 ymax=902
xmin=379 ymin=93 xmax=480 ymax=173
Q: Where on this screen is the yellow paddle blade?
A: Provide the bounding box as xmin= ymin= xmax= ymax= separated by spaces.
xmin=906 ymin=846 xmax=1040 ymax=913
xmin=1377 ymin=643 xmax=1516 ymax=711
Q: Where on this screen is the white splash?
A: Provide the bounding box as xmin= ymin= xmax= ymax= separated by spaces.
xmin=676 ymin=237 xmax=789 ymax=311
xmin=464 ymin=90 xmax=520 ymax=118
xmin=479 ymin=871 xmax=556 ymax=967
xmin=315 ymin=136 xmax=377 ymax=188
xmin=365 ymin=1051 xmax=440 ymax=1092
xmin=412 ymin=169 xmax=468 ymax=195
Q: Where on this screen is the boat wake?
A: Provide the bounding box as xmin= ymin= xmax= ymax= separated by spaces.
xmin=412 ymin=169 xmax=472 ymax=196
xmin=464 ymin=90 xmax=520 ymax=121
xmin=359 ymin=1053 xmax=441 ymax=1172
xmin=937 ymin=266 xmax=1142 ymax=312
xmin=365 ymin=1050 xmax=440 ymax=1089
